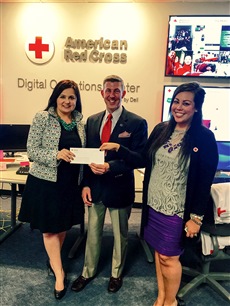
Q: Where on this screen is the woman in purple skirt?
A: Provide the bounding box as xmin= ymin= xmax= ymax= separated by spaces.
xmin=140 ymin=82 xmax=218 ymax=306
xmin=100 ymin=82 xmax=218 ymax=306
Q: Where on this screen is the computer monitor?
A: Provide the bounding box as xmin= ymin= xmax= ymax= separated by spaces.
xmin=161 ymin=85 xmax=230 ymax=141
xmin=0 ymin=124 xmax=30 ymax=156
xmin=165 ymin=15 xmax=230 ymax=78
xmin=216 ymin=141 xmax=230 ymax=172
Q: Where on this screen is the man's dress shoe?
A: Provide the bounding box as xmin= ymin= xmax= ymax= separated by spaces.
xmin=71 ymin=275 xmax=93 ymax=292
xmin=108 ymin=276 xmax=123 ymax=293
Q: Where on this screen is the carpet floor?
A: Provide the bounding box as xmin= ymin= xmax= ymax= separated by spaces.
xmin=0 ymin=199 xmax=230 ymax=306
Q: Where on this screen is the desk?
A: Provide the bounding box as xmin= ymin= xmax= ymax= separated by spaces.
xmin=0 ymin=165 xmax=27 ymax=243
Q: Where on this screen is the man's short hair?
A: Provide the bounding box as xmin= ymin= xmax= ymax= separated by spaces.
xmin=103 ymin=75 xmax=124 ymax=90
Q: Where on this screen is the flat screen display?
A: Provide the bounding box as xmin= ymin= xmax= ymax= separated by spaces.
xmin=165 ymin=15 xmax=230 ymax=78
xmin=162 ymin=85 xmax=230 ymax=141
xmin=216 ymin=141 xmax=230 ymax=172
xmin=0 ymin=124 xmax=30 ymax=155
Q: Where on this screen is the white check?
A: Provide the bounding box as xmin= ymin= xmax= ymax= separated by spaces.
xmin=70 ymin=148 xmax=104 ymax=164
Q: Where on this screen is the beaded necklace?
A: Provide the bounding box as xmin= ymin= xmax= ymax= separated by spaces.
xmin=163 ymin=130 xmax=186 ymax=153
xmin=58 ymin=117 xmax=76 ymax=131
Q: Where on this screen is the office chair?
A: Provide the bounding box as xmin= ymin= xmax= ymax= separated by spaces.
xmin=178 ymin=182 xmax=230 ymax=302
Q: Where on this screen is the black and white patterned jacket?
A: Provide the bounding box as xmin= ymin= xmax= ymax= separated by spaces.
xmin=27 ymin=107 xmax=86 ymax=182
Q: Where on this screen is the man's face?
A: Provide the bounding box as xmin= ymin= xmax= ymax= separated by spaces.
xmin=101 ymin=81 xmax=126 ymax=113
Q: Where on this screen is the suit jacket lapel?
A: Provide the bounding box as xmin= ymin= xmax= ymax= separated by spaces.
xmin=110 ymin=108 xmax=128 ymax=141
xmin=91 ymin=111 xmax=105 ymax=145
xmin=95 ymin=112 xmax=105 ymax=131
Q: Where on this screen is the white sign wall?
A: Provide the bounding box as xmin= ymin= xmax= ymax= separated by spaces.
xmin=1 ymin=2 xmax=229 ymax=133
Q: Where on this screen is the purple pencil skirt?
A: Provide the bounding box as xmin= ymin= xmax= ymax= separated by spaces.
xmin=144 ymin=206 xmax=184 ymax=256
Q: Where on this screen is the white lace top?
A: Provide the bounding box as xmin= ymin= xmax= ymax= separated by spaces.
xmin=147 ymin=131 xmax=190 ymax=218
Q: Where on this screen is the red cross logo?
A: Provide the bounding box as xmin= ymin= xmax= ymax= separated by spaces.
xmin=25 ymin=36 xmax=55 ymax=64
xmin=29 ymin=37 xmax=49 ymax=59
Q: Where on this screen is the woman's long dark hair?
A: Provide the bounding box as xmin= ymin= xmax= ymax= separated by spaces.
xmin=148 ymin=82 xmax=206 ymax=169
xmin=44 ymin=80 xmax=82 ymax=113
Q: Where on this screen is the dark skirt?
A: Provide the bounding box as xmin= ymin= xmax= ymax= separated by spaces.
xmin=18 ymin=126 xmax=84 ymax=233
xmin=144 ymin=207 xmax=184 ymax=256
xmin=18 ymin=163 xmax=84 ymax=234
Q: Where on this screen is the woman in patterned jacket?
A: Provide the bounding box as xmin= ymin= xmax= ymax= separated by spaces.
xmin=18 ymin=80 xmax=86 ymax=300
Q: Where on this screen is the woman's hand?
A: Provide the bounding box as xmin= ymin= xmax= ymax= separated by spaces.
xmin=56 ymin=148 xmax=75 ymax=162
xmin=100 ymin=142 xmax=120 ymax=152
xmin=184 ymin=219 xmax=200 ymax=238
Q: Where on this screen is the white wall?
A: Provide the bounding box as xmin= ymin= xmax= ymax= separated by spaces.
xmin=1 ymin=2 xmax=229 ymax=133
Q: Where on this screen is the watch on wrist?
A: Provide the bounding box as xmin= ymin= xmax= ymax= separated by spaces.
xmin=190 ymin=213 xmax=203 ymax=221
